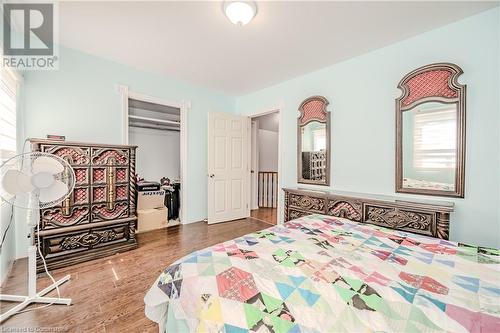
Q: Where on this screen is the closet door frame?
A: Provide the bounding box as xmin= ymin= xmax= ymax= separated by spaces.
xmin=118 ymin=84 xmax=190 ymax=225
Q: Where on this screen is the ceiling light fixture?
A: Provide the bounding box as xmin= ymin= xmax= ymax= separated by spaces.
xmin=223 ymin=1 xmax=257 ymax=26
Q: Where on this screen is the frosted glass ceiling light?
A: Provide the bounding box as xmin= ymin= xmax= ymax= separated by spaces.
xmin=223 ymin=1 xmax=257 ymax=26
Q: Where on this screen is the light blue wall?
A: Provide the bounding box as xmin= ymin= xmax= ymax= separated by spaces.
xmin=237 ymin=8 xmax=500 ymax=248
xmin=19 ymin=46 xmax=236 ymax=257
xmin=15 ymin=8 xmax=499 ymax=260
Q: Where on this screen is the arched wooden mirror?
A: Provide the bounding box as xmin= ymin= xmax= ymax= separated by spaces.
xmin=297 ymin=96 xmax=330 ymax=186
xmin=396 ymin=63 xmax=466 ymax=197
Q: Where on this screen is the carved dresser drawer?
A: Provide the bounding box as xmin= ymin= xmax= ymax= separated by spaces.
xmin=326 ymin=198 xmax=363 ymax=222
xmin=30 ymin=139 xmax=138 ymax=272
xmin=39 ymin=222 xmax=134 ymax=270
xmin=364 ymin=205 xmax=435 ymax=237
xmin=284 ymin=188 xmax=453 ymax=240
xmin=288 ymin=209 xmax=314 ymax=221
xmin=288 ymin=193 xmax=325 ymax=213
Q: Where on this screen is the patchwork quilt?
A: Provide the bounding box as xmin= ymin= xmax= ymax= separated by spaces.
xmin=144 ymin=215 xmax=500 ymax=332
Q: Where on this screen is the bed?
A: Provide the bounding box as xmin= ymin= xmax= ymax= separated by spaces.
xmin=144 ymin=214 xmax=499 ymax=332
xmin=403 ymin=178 xmax=455 ymax=192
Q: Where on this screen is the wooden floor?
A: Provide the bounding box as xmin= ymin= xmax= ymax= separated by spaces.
xmin=250 ymin=207 xmax=277 ymax=225
xmin=0 ymin=218 xmax=271 ymax=332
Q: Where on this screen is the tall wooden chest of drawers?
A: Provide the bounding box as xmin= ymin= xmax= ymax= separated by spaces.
xmin=30 ymin=139 xmax=138 ymax=272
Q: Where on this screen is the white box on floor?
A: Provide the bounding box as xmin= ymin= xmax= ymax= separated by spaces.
xmin=137 ymin=190 xmax=165 ymax=210
xmin=137 ymin=206 xmax=168 ymax=232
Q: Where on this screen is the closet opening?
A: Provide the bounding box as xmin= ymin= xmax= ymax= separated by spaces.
xmin=127 ymin=98 xmax=182 ymax=232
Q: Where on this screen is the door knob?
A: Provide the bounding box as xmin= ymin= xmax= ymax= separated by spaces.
xmin=209 ymin=174 xmax=215 ymax=178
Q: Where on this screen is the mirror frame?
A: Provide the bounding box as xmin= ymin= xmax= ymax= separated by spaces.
xmin=297 ymin=95 xmax=331 ymax=186
xmin=396 ymin=63 xmax=466 ymax=198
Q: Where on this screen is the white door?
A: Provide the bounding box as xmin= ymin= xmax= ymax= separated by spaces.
xmin=208 ymin=112 xmax=249 ymax=224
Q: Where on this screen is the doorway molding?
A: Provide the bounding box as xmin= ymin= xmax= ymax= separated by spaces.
xmin=246 ymin=106 xmax=284 ymax=225
xmin=118 ymin=84 xmax=190 ymax=225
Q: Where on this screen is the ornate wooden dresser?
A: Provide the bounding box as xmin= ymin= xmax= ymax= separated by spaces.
xmin=30 ymin=139 xmax=138 ymax=272
xmin=284 ymin=188 xmax=454 ymax=239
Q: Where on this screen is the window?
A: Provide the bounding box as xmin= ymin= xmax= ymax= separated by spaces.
xmin=313 ymin=129 xmax=326 ymax=151
xmin=0 ymin=61 xmax=19 ymax=247
xmin=413 ymin=108 xmax=456 ymax=169
xmin=0 ymin=66 xmax=18 ymax=162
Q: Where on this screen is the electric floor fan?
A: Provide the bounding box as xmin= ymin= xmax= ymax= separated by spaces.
xmin=0 ymin=152 xmax=76 ymax=323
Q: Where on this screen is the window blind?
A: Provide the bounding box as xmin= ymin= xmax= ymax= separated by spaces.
xmin=0 ymin=66 xmax=18 ymax=162
xmin=313 ymin=129 xmax=326 ymax=151
xmin=413 ymin=108 xmax=456 ymax=169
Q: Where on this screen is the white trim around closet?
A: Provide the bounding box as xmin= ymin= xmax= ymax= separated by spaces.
xmin=118 ymin=84 xmax=190 ymax=225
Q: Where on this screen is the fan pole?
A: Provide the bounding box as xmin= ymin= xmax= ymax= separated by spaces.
xmin=0 ymin=246 xmax=72 ymax=323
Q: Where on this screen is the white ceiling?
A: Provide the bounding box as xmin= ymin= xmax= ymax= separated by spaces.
xmin=59 ymin=1 xmax=497 ymax=96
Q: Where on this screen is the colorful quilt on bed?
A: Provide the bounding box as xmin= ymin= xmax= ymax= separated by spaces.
xmin=144 ymin=214 xmax=500 ymax=332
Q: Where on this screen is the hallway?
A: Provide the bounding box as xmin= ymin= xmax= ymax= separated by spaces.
xmin=250 ymin=207 xmax=277 ymax=225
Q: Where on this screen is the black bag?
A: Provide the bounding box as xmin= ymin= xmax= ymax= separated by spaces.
xmin=164 ymin=183 xmax=180 ymax=220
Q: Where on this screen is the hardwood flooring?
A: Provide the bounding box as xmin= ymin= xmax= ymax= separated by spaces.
xmin=0 ymin=218 xmax=271 ymax=332
xmin=250 ymin=207 xmax=277 ymax=225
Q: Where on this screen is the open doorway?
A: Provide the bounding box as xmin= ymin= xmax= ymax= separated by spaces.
xmin=127 ymin=98 xmax=182 ymax=232
xmin=249 ymin=111 xmax=280 ymax=225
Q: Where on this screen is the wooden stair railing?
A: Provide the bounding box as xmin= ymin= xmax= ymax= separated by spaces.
xmin=258 ymin=171 xmax=278 ymax=208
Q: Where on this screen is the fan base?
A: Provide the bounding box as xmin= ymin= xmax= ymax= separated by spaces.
xmin=0 ymin=275 xmax=71 ymax=323
xmin=0 ymin=246 xmax=72 ymax=323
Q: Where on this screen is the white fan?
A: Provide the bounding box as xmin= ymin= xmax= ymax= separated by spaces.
xmin=0 ymin=152 xmax=75 ymax=323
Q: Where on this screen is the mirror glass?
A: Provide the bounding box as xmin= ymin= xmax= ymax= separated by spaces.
xmin=298 ymin=96 xmax=330 ymax=185
xmin=301 ymin=121 xmax=327 ymax=181
xmin=402 ymin=101 xmax=457 ymax=192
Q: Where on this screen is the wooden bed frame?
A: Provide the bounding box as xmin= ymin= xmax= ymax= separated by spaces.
xmin=283 ymin=188 xmax=454 ymax=239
